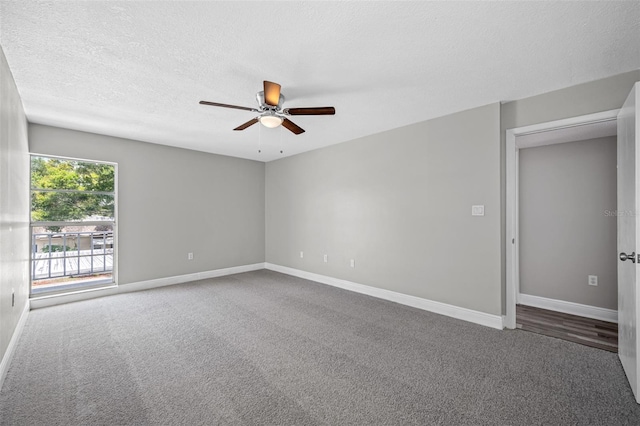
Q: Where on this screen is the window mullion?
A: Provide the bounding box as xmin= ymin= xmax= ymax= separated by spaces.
xmin=30 ymin=188 xmax=115 ymax=196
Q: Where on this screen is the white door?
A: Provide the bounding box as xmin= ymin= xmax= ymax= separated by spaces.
xmin=618 ymin=82 xmax=640 ymax=403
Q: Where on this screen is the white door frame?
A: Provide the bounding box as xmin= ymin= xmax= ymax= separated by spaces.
xmin=504 ymin=109 xmax=620 ymax=329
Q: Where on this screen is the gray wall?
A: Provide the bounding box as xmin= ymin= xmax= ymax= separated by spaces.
xmin=29 ymin=124 xmax=265 ymax=285
xmin=501 ymin=69 xmax=640 ymax=313
xmin=266 ymin=104 xmax=502 ymax=315
xmin=519 ymin=136 xmax=617 ymax=310
xmin=0 ymin=47 xmax=29 ymax=368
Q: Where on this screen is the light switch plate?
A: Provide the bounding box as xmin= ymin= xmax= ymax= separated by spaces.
xmin=472 ymin=205 xmax=485 ymax=216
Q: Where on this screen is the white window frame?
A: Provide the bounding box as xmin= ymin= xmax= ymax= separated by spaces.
xmin=29 ymin=153 xmax=118 ymax=297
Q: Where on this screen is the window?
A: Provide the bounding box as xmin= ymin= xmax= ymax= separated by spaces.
xmin=30 ymin=155 xmax=117 ymax=296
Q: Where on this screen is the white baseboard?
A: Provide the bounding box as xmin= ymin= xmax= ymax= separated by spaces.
xmin=265 ymin=263 xmax=503 ymax=330
xmin=30 ymin=263 xmax=266 ymax=309
xmin=29 ymin=261 xmax=505 ymax=330
xmin=0 ymin=299 xmax=30 ymax=391
xmin=518 ymin=293 xmax=617 ymax=323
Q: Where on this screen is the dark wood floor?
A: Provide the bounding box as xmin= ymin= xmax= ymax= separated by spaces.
xmin=516 ymin=304 xmax=618 ymax=353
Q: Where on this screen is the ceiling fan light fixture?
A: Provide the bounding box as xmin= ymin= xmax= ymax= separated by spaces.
xmin=259 ymin=114 xmax=283 ymax=128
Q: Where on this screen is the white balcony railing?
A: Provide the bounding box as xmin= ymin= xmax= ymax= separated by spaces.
xmin=31 ymin=231 xmax=114 ymax=281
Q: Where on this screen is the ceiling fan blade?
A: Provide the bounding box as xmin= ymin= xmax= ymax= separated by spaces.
xmin=233 ymin=118 xmax=259 ymax=131
xmin=283 ymin=107 xmax=336 ymax=116
xmin=264 ymin=81 xmax=281 ymax=106
xmin=199 ymin=101 xmax=257 ymax=112
xmin=282 ymin=118 xmax=305 ymax=135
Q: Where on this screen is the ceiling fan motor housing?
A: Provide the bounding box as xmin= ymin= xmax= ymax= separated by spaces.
xmin=256 ymin=91 xmax=285 ymax=110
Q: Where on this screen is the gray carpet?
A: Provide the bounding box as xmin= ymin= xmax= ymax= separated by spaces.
xmin=1 ymin=270 xmax=639 ymax=425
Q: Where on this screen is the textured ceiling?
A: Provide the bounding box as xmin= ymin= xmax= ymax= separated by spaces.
xmin=1 ymin=1 xmax=639 ymax=162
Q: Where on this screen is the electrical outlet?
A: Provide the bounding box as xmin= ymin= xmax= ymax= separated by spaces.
xmin=323 ymin=254 xmax=328 ymax=263
xmin=350 ymin=259 xmax=355 ymax=268
xmin=300 ymin=251 xmax=304 ymax=258
xmin=188 ymin=252 xmax=194 ymax=260
xmin=588 ymin=275 xmax=598 ymax=286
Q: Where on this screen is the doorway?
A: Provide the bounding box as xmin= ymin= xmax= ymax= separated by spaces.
xmin=505 ymin=109 xmax=620 ymax=331
xmin=515 ymin=128 xmax=619 ymax=351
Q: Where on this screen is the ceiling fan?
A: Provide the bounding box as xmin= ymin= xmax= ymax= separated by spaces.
xmin=199 ymin=80 xmax=335 ymax=135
